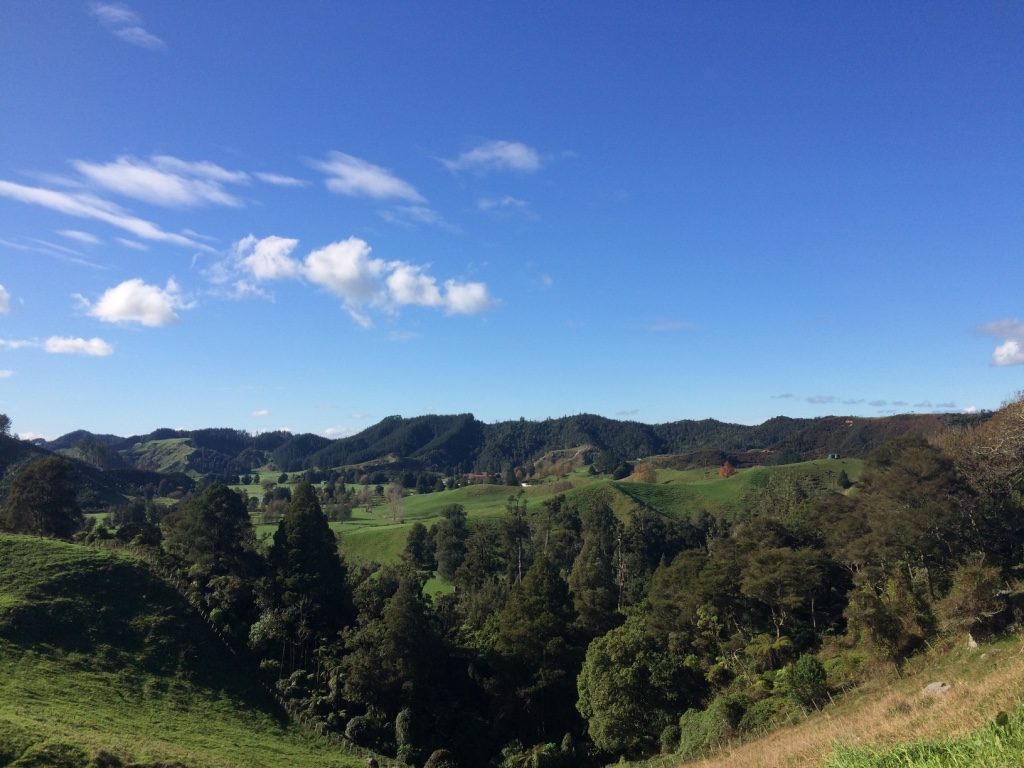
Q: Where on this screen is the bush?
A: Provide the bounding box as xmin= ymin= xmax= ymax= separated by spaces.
xmin=677 ymin=694 xmax=749 ymax=759
xmin=423 ymin=749 xmax=458 ymax=768
xmin=660 ymin=724 xmax=681 ymax=754
xmin=788 ymin=654 xmax=827 ymax=709
xmin=738 ymin=695 xmax=803 ymax=734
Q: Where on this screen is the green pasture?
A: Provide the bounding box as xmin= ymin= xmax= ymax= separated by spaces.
xmin=0 ymin=534 xmax=373 ymax=768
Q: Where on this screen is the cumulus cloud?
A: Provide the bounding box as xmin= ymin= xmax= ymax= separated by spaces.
xmin=219 ymin=234 xmax=495 ymax=326
xmin=978 ymin=318 xmax=1024 ymax=366
xmin=322 ymin=426 xmax=357 ymax=438
xmin=234 ymin=235 xmax=301 ymax=280
xmin=0 ymin=285 xmax=9 ymax=314
xmin=313 ymin=152 xmax=424 ymax=202
xmin=59 ymin=230 xmax=101 ymax=244
xmin=73 ymin=155 xmax=246 ymax=208
xmin=443 ymin=141 xmax=541 ymax=173
xmin=0 ymin=179 xmax=208 ymax=249
xmin=442 ymin=280 xmax=494 ymax=314
xmin=387 ymin=264 xmax=442 ymax=307
xmin=964 ymin=405 xmax=980 ymax=414
xmin=90 ymin=3 xmax=165 ymax=49
xmin=87 ymin=278 xmax=191 ymax=327
xmin=305 ymin=238 xmax=389 ymax=315
xmin=44 ymin=336 xmax=113 ymax=356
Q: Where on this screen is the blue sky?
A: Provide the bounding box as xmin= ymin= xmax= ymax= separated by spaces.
xmin=1 ymin=2 xmax=1022 ymax=440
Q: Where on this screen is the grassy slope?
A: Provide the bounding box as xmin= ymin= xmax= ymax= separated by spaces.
xmin=626 ymin=634 xmax=1024 ymax=768
xmin=0 ymin=534 xmax=372 ymax=768
xmin=124 ymin=437 xmax=195 ymax=475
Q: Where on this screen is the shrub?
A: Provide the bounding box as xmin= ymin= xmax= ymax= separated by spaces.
xmin=788 ymin=654 xmax=827 ymax=709
xmin=660 ymin=724 xmax=681 ymax=754
xmin=677 ymin=694 xmax=749 ymax=759
xmin=738 ymin=696 xmax=803 ymax=734
xmin=423 ymin=749 xmax=458 ymax=768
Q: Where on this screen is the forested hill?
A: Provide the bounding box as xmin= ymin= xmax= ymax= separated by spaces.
xmin=43 ymin=411 xmax=988 ymax=475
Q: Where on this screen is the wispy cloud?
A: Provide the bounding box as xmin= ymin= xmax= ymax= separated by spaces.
xmin=59 ymin=229 xmax=101 ymax=245
xmin=254 ymin=172 xmax=307 ymax=187
xmin=0 ymin=285 xmax=9 ymax=315
xmin=251 ymin=408 xmax=269 ymax=417
xmin=83 ymin=277 xmax=192 ymax=327
xmin=0 ymin=179 xmax=209 ymax=249
xmin=477 ymin=195 xmax=533 ymax=213
xmin=378 ymin=205 xmax=450 ymax=229
xmin=116 ymin=237 xmax=148 ymax=251
xmin=771 ymin=393 xmax=794 ymax=400
xmin=313 ymin=152 xmax=424 ymax=202
xmin=0 ymin=370 xmax=12 ymax=379
xmin=443 ymin=141 xmax=541 ymax=173
xmin=616 ymin=408 xmax=640 ymax=417
xmin=90 ymin=3 xmax=165 ymax=50
xmin=806 ymin=395 xmax=837 ymax=404
xmin=73 ymin=155 xmax=247 ymax=208
xmin=978 ymin=318 xmax=1024 ymax=366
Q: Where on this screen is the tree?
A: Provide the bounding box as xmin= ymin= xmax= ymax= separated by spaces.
xmin=433 ymin=504 xmax=468 ymax=581
xmin=0 ymin=456 xmax=82 ymax=538
xmin=258 ymin=480 xmax=353 ymax=671
xmin=577 ymin=615 xmax=703 ymax=756
xmin=404 ymin=522 xmax=436 ymax=571
xmin=386 ymin=482 xmax=404 ymax=522
xmin=162 ymin=483 xmax=253 ymax=574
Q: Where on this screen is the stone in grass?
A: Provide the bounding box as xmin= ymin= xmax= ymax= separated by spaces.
xmin=923 ymin=681 xmax=951 ymax=696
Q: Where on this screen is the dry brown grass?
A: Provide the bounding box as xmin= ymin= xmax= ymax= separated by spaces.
xmin=677 ymin=637 xmax=1024 ymax=768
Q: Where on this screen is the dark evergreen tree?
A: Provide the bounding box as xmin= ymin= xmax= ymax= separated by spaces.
xmin=0 ymin=456 xmax=82 ymax=538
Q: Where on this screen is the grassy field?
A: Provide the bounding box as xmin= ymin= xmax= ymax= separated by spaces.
xmin=0 ymin=534 xmax=379 ymax=768
xmin=251 ymin=459 xmax=864 ymax=567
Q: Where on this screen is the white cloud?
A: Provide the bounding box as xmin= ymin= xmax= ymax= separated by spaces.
xmin=304 ymin=237 xmax=388 ymax=314
xmin=87 ymin=278 xmax=191 ymax=327
xmin=59 ymin=229 xmax=101 ymax=244
xmin=74 ymin=156 xmax=245 ymax=208
xmin=387 ymin=264 xmax=442 ymax=307
xmin=254 ymin=172 xmax=307 ymax=187
xmin=251 ymin=408 xmax=269 ymax=417
xmin=314 ymin=152 xmax=424 ymax=202
xmin=442 ymin=280 xmax=494 ymax=314
xmin=978 ymin=318 xmax=1024 ymax=366
xmin=0 ymin=339 xmax=36 ymax=350
xmin=220 ymin=233 xmax=496 ymax=325
xmin=964 ymin=405 xmax=980 ymax=414
xmin=90 ymin=3 xmax=165 ymax=49
xmin=379 ymin=205 xmax=447 ymax=228
xmin=234 ymin=234 xmax=301 ymax=280
xmin=443 ymin=141 xmax=541 ymax=173
xmin=478 ymin=195 xmax=531 ymax=211
xmin=0 ymin=285 xmax=9 ymax=314
xmin=993 ymin=339 xmax=1024 ymax=366
xmin=116 ymin=237 xmax=148 ymax=251
xmin=322 ymin=426 xmax=356 ymax=438
xmin=0 ymin=179 xmax=209 ymax=249
xmin=0 ymin=370 xmax=12 ymax=378
xmin=44 ymin=336 xmax=113 ymax=356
